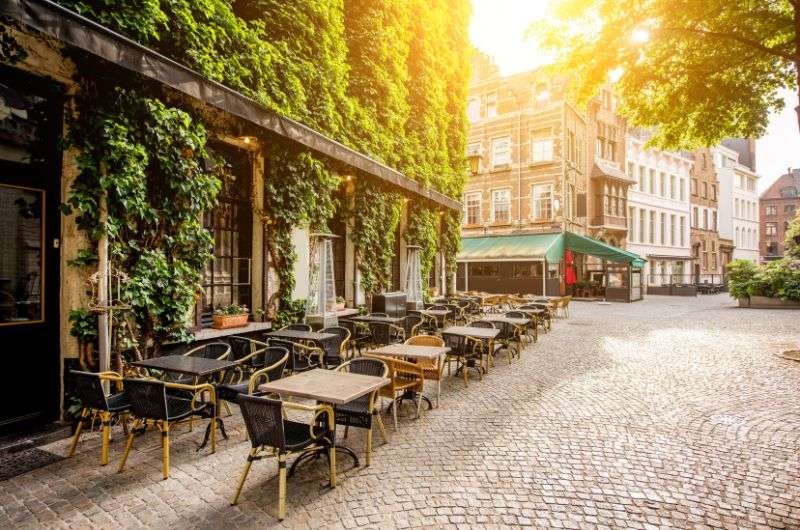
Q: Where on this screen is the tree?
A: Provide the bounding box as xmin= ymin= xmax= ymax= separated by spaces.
xmin=786 ymin=209 xmax=800 ymax=258
xmin=531 ymin=0 xmax=799 ymax=150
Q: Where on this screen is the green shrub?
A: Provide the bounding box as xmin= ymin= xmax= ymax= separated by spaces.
xmin=726 ymin=259 xmax=757 ymax=300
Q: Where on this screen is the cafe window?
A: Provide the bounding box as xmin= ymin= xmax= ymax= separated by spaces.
xmin=201 ymin=146 xmax=253 ymax=320
xmin=0 ymin=185 xmax=43 ymax=324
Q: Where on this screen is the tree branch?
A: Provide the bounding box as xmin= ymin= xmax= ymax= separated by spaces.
xmin=661 ymin=26 xmax=795 ymax=61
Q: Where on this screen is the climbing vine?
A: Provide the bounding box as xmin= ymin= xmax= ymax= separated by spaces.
xmin=64 ymin=87 xmax=222 ymax=357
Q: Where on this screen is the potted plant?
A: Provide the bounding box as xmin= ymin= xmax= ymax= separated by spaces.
xmin=335 ymin=296 xmax=346 ymax=311
xmin=212 ymin=304 xmax=249 ymax=329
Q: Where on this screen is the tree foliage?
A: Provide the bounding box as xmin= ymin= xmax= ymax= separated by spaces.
xmin=532 ymin=0 xmax=799 ymax=149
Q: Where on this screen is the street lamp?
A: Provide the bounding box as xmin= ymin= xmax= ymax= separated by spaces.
xmin=467 ymin=154 xmax=480 ymax=175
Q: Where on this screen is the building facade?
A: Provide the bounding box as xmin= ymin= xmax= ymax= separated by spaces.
xmin=760 ymin=168 xmax=800 ymax=261
xmin=715 ymin=145 xmax=760 ymax=264
xmin=625 ymin=131 xmax=693 ymax=288
xmin=689 ymin=148 xmax=726 ymax=283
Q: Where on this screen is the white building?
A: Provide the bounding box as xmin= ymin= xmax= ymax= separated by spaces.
xmin=626 ymin=134 xmax=693 ymax=288
xmin=714 ymin=145 xmax=760 ymax=264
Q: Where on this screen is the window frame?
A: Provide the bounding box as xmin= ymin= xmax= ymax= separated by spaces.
xmin=490 ymin=188 xmax=512 ymax=224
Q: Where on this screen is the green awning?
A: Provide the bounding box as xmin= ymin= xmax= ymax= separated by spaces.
xmin=459 ymin=233 xmax=564 ymax=263
xmin=563 ymin=232 xmax=646 ymax=269
xmin=458 ymin=231 xmax=645 ymax=269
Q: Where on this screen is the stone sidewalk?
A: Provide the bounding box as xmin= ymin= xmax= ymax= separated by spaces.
xmin=2 ymin=294 xmax=799 ymax=529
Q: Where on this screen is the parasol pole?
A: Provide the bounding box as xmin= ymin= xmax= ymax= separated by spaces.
xmin=97 ymin=183 xmax=110 ymax=386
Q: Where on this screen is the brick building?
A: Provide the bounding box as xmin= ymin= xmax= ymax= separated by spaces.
xmin=689 ymin=148 xmax=728 ymax=283
xmin=760 ymin=168 xmax=800 ymax=261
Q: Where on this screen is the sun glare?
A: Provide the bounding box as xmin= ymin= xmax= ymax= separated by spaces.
xmin=631 ymin=28 xmax=651 ymax=44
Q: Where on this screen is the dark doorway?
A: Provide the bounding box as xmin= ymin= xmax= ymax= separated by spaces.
xmin=0 ymin=67 xmax=63 ymax=433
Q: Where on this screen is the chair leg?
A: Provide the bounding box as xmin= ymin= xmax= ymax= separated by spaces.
xmin=463 ymin=361 xmax=468 ymax=386
xmin=117 ymin=419 xmax=140 ymax=473
xmin=231 ymin=448 xmax=257 ymax=505
xmin=436 ymin=380 xmax=441 ymax=408
xmin=391 ymin=400 xmax=398 ymax=430
xmin=376 ymin=413 xmax=388 ymax=444
xmin=67 ymin=408 xmax=88 ymax=458
xmin=210 ymin=414 xmax=217 ymax=453
xmin=222 ymin=401 xmax=232 ymax=417
xmin=100 ymin=411 xmax=111 ymax=466
xmin=343 ymin=425 xmax=349 ymax=439
xmin=328 ymin=444 xmax=336 ymax=488
xmin=415 ymin=392 xmax=422 ymax=418
xmin=161 ymin=421 xmax=170 ymax=480
xmin=277 ymin=452 xmax=287 ymax=521
xmin=366 ymin=426 xmax=373 ymax=466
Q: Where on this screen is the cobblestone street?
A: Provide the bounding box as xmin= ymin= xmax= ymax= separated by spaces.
xmin=2 ymin=294 xmax=799 ymax=529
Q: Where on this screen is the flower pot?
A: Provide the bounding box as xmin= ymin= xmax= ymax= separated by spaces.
xmin=335 ymin=302 xmax=346 ymax=311
xmin=212 ymin=313 xmax=249 ymax=329
xmin=737 ymin=297 xmax=750 ymax=308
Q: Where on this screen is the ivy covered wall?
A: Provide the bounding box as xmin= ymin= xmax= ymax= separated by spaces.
xmin=34 ymin=0 xmax=471 ymax=351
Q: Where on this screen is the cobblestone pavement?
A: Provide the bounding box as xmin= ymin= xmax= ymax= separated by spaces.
xmin=2 ymin=294 xmax=800 ymax=529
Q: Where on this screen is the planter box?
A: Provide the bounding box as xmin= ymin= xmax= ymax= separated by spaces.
xmin=738 ymin=297 xmax=750 ymax=308
xmin=335 ymin=302 xmax=346 ymax=311
xmin=211 ymin=313 xmax=249 ymax=329
xmin=749 ymin=296 xmax=800 ymax=309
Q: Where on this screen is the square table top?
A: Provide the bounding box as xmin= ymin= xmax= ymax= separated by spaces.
xmin=351 ymin=315 xmax=405 ymax=324
xmin=264 ymin=329 xmax=338 ymax=342
xmin=258 ymin=368 xmax=389 ymax=405
xmin=441 ymin=326 xmax=500 ymax=339
xmin=369 ymin=344 xmax=451 ymax=360
xmin=132 ymin=356 xmax=238 ymax=377
xmin=515 ymin=308 xmax=545 ymax=315
xmin=482 ymin=315 xmax=531 ymax=326
xmin=417 ymin=309 xmax=451 ymax=317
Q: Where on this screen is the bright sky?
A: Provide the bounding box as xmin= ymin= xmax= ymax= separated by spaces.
xmin=469 ymin=0 xmax=800 ymax=192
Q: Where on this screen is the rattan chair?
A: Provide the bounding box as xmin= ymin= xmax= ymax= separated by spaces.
xmin=334 ymin=358 xmax=389 ymax=465
xmin=177 ymin=342 xmax=232 ymax=385
xmin=505 ymin=311 xmax=536 ymax=344
xmin=363 ymin=353 xmax=424 ymax=430
xmin=67 ymin=370 xmax=130 ymax=465
xmin=520 ymin=303 xmax=552 ymax=332
xmin=427 ymin=305 xmax=451 ymax=328
xmin=268 ymin=338 xmax=323 ymax=373
xmin=339 ymin=319 xmax=371 ymax=356
xmin=467 ymin=320 xmax=501 ymax=369
xmin=368 ymin=321 xmax=405 ymax=348
xmin=403 ymin=314 xmax=424 ymax=338
xmin=442 ymin=332 xmax=484 ymax=385
xmin=227 ymin=336 xmax=255 ymax=363
xmin=231 ymin=395 xmax=335 ymax=520
xmin=281 ymin=323 xmax=312 ymax=332
xmin=117 ymin=378 xmax=217 ymax=479
xmin=404 ymin=335 xmax=447 ymax=407
xmin=215 ymin=347 xmax=289 ymax=406
xmin=320 ymin=326 xmax=351 ymax=367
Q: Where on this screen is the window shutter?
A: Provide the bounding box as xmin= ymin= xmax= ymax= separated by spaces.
xmin=576 ymin=192 xmax=587 ymax=217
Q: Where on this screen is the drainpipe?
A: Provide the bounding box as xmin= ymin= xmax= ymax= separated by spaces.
xmin=517 ymin=102 xmax=523 ymax=226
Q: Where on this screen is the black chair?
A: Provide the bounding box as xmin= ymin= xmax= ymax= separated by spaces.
xmin=334 ymin=358 xmax=389 ymax=466
xmin=231 ymin=395 xmax=335 ymax=520
xmin=117 ymin=378 xmax=216 ymax=479
xmin=466 ymin=320 xmax=502 ymax=369
xmin=215 ymin=346 xmax=289 ymax=406
xmin=183 ymin=342 xmax=231 ymax=360
xmin=227 ymin=336 xmax=255 ymax=362
xmin=427 ymin=305 xmax=450 ymax=328
xmin=281 ymin=323 xmax=312 ymax=332
xmin=520 ymin=303 xmax=552 ymax=332
xmin=339 ymin=319 xmax=371 ymax=356
xmin=67 ymin=370 xmax=130 ymax=465
xmin=268 ymin=338 xmax=322 ymax=373
xmin=445 ymin=303 xmax=465 ymax=325
xmin=369 ymin=312 xmax=388 ymax=318
xmin=442 ymin=332 xmax=484 ymax=386
xmin=368 ymin=321 xmax=404 ymax=347
xmin=491 ymin=319 xmax=521 ymax=365
xmin=320 ymin=326 xmax=351 ymax=367
xmin=506 ymin=311 xmax=536 ymax=344
xmin=403 ymin=314 xmax=424 ymax=338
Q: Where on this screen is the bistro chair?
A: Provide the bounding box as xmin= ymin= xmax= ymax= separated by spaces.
xmin=339 ymin=319 xmax=371 ymax=356
xmin=67 ymin=370 xmax=130 ymax=466
xmin=267 ymin=338 xmax=323 ymax=374
xmin=117 ymin=378 xmax=217 ymax=480
xmin=506 ymin=311 xmax=536 ymax=344
xmin=363 ymin=353 xmax=424 ymax=430
xmin=215 ymin=347 xmax=289 ymax=408
xmin=368 ymin=321 xmax=405 ymax=348
xmin=491 ymin=319 xmax=522 ymax=365
xmin=176 ymin=342 xmax=232 ymax=384
xmin=404 ymin=335 xmax=447 ymax=408
xmin=320 ymin=326 xmax=351 ymax=367
xmin=467 ymin=320 xmax=501 ymax=369
xmin=369 ymin=312 xmax=388 ymax=318
xmin=427 ymin=305 xmax=451 ymax=328
xmin=441 ymin=332 xmax=484 ymax=386
xmin=334 ymin=358 xmax=389 ymax=466
xmin=521 ymin=303 xmax=552 ymax=332
xmin=227 ymin=336 xmax=255 ymax=363
xmin=230 ymin=394 xmax=335 ymax=521
xmin=403 ymin=314 xmax=424 ymax=338
xmin=445 ymin=303 xmax=466 ymax=325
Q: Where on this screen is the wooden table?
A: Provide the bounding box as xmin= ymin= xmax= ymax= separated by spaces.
xmin=259 ymin=368 xmax=388 ymax=405
xmin=351 ymin=315 xmax=405 ymax=325
xmin=369 ymin=344 xmax=450 ymax=360
xmin=259 ymin=369 xmax=389 ymax=469
xmin=481 ymin=315 xmax=530 ymax=327
xmin=441 ymin=326 xmax=500 ymax=339
xmin=264 ymin=329 xmax=338 ymax=342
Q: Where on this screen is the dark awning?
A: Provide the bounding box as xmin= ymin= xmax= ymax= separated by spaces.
xmin=2 ymin=0 xmax=461 ymax=211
